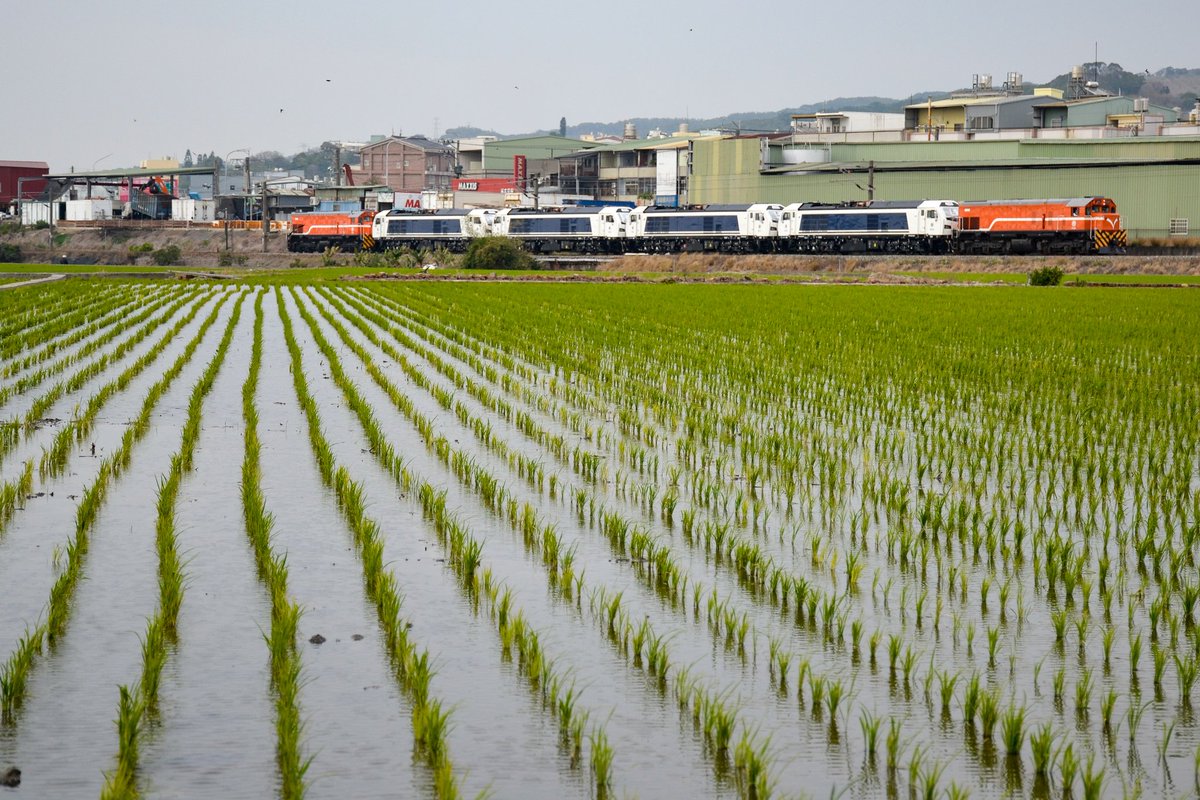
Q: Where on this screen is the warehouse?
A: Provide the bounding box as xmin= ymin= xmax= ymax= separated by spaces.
xmin=689 ymin=134 xmax=1200 ymax=240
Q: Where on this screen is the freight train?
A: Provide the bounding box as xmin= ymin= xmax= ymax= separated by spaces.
xmin=286 ymin=197 xmax=1126 ymax=255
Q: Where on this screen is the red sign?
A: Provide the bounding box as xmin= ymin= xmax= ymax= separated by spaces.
xmin=452 ymin=178 xmax=518 ymax=193
xmin=513 ymin=155 xmax=527 ymax=188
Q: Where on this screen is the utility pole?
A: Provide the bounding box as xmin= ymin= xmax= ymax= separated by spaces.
xmin=262 ymin=180 xmax=269 ymax=252
xmin=243 ymin=156 xmax=251 ymax=196
xmin=47 ymin=178 xmax=54 ymax=252
xmin=867 ymin=161 xmax=875 ymax=202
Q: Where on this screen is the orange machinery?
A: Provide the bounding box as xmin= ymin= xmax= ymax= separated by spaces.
xmin=956 ymin=197 xmax=1126 ymax=253
xmin=286 ymin=210 xmax=375 ymax=252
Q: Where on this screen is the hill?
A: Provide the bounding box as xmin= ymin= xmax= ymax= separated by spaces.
xmin=446 ymin=62 xmax=1198 ymax=142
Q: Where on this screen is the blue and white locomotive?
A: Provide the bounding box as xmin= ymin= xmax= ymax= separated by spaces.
xmin=777 ymin=200 xmax=959 ymax=253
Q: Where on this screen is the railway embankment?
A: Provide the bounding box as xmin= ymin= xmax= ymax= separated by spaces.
xmin=3 ymin=226 xmax=1200 ymax=276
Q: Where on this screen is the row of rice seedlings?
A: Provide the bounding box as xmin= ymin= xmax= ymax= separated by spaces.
xmin=240 ymin=291 xmax=310 ymax=797
xmin=0 ymin=284 xmax=123 ymax=363
xmin=340 ymin=293 xmax=863 ymax=659
xmin=0 ymin=283 xmax=98 ymax=343
xmin=0 ymin=626 xmax=44 ymax=723
xmin=359 ymin=289 xmax=621 ymax=469
xmin=326 ymin=288 xmax=600 ymax=485
xmin=276 ymin=288 xmax=462 ymax=797
xmin=314 ymin=290 xmax=563 ymax=500
xmin=0 ymin=458 xmax=33 ymax=537
xmin=0 ymin=288 xmax=171 ymax=414
xmin=381 ymin=286 xmax=1190 ymax=786
xmin=355 ymin=286 xmax=1190 ymax=767
xmin=291 ymin=288 xmax=627 ymax=792
xmin=295 ymin=290 xmax=718 ymax=797
xmin=309 ymin=297 xmax=792 ymax=796
xmin=39 ymin=290 xmax=212 ymax=479
xmin=0 ymin=288 xmax=201 ymax=468
xmin=0 ymin=294 xmax=229 ymax=732
xmin=101 ymin=292 xmax=245 ymax=798
xmin=0 ymin=285 xmax=144 ymax=384
xmin=49 ymin=293 xmax=227 ymax=630
xmin=309 ymin=289 xmax=860 ymax=770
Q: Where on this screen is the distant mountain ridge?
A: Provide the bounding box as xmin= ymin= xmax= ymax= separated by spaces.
xmin=446 ymin=63 xmax=1200 ymax=141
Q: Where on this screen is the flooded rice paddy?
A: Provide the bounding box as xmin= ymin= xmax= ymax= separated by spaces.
xmin=0 ymin=280 xmax=1198 ymax=799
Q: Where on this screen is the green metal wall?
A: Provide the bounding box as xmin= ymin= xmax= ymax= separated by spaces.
xmin=692 ymin=136 xmax=1200 ymax=239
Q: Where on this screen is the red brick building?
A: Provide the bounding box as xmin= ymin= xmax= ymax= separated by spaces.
xmin=355 ymin=136 xmax=455 ymax=193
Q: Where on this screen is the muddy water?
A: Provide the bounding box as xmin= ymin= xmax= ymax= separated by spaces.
xmin=0 ymin=293 xmax=241 ymax=796
xmin=255 ymin=293 xmax=428 ymax=799
xmin=0 ymin=289 xmax=215 ymax=476
xmin=359 ymin=285 xmax=1200 ymax=798
xmin=3 ymin=282 xmax=1196 ymax=799
xmin=138 ymin=292 xmax=279 ymax=800
xmin=299 ymin=289 xmax=882 ymax=797
xmin=287 ymin=288 xmax=724 ymax=799
xmin=0 ymin=285 xmax=132 ymax=394
xmin=0 ymin=290 xmax=224 ymax=656
xmin=278 ymin=288 xmax=597 ymax=800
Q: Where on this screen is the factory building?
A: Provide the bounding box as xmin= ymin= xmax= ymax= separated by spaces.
xmin=688 ymin=132 xmax=1200 ymax=240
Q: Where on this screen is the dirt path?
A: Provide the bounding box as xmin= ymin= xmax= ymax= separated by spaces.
xmin=0 ymin=273 xmax=66 ymax=290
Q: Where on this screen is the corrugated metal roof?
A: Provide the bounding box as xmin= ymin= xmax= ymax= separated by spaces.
xmin=0 ymin=161 xmax=48 ymax=169
xmin=43 ymin=166 xmax=217 ymax=179
xmin=761 ymin=155 xmax=1200 ymax=175
xmin=905 ymin=96 xmax=1015 ymax=110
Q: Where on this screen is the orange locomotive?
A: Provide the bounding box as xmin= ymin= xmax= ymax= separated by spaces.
xmin=286 ymin=210 xmax=375 ymax=252
xmin=956 ymin=197 xmax=1125 ymax=254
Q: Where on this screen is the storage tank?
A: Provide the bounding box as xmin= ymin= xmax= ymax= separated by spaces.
xmin=623 ymin=122 xmax=637 ymax=140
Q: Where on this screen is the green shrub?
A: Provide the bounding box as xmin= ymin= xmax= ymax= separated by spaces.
xmin=33 ymin=221 xmax=49 ymax=230
xmin=217 ymin=251 xmax=247 ymax=267
xmin=0 ymin=243 xmax=22 ymax=262
xmin=151 ymin=244 xmax=183 ymax=266
xmin=1028 ymin=266 xmax=1065 ymax=286
xmin=461 ymin=236 xmax=536 ymax=270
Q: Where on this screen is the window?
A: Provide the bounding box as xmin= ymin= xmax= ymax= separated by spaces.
xmin=644 ymin=214 xmax=741 ymax=234
xmin=1169 ymin=218 xmax=1189 ymax=236
xmin=386 ymin=218 xmax=463 ymax=235
xmin=509 ymin=216 xmax=595 ymax=235
xmin=798 ymin=212 xmax=909 ymax=233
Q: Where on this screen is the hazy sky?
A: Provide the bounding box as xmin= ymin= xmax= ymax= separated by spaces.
xmin=6 ymin=0 xmax=1196 ymax=171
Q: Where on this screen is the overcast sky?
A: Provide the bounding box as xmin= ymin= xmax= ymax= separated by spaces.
xmin=6 ymin=0 xmax=1196 ymax=171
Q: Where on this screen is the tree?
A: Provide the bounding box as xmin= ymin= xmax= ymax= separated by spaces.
xmin=461 ymin=237 xmax=537 ymax=270
xmin=559 ymin=117 xmax=567 ymax=137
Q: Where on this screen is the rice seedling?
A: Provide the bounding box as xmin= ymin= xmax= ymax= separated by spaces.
xmin=885 ymin=717 xmax=904 ymax=770
xmin=859 ymin=709 xmax=881 ymax=761
xmin=978 ymin=690 xmax=1000 ymax=740
xmin=1075 ymin=668 xmax=1093 ymax=715
xmin=1080 ymin=754 xmax=1105 ymax=800
xmin=1177 ymin=652 xmax=1198 ymax=704
xmin=1000 ymin=703 xmax=1027 ymax=757
xmin=1029 ymin=723 xmax=1055 ymax=775
xmin=1059 ymin=742 xmax=1079 ymax=794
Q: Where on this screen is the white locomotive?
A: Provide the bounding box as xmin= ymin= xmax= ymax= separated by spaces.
xmin=777 ymin=200 xmax=959 ymax=253
xmin=347 ymin=196 xmax=1120 ymax=256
